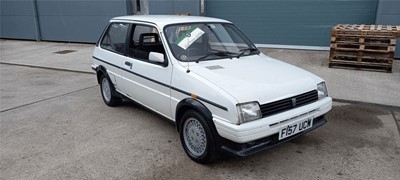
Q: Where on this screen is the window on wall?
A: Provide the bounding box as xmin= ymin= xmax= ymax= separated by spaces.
xmin=101 ymin=23 xmax=130 ymax=54
xmin=128 ymin=24 xmax=165 ymax=60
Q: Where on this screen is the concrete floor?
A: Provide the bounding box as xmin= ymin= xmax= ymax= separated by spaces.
xmin=1 ymin=40 xmax=400 ymax=179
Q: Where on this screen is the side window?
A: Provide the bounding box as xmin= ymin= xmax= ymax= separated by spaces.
xmin=128 ymin=25 xmax=165 ymax=61
xmin=101 ymin=23 xmax=129 ymax=54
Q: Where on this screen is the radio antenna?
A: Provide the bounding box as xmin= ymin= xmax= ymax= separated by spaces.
xmin=186 ymin=32 xmax=191 ymax=73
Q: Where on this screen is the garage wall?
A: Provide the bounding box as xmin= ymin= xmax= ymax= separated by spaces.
xmin=375 ymin=0 xmax=400 ymax=58
xmin=205 ymin=0 xmax=379 ymax=47
xmin=0 ymin=0 xmax=39 ymax=40
xmin=2 ymin=0 xmax=382 ymax=46
xmin=1 ymin=0 xmax=128 ymax=43
xmin=148 ymin=0 xmax=202 ymax=16
xmin=36 ymin=0 xmax=127 ymax=43
xmin=1 ymin=0 xmax=201 ymax=43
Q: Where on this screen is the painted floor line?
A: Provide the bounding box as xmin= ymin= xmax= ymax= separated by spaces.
xmin=0 ymin=62 xmax=94 ymax=75
xmin=333 ymin=98 xmax=400 ymax=109
xmin=0 ymin=85 xmax=98 ymax=113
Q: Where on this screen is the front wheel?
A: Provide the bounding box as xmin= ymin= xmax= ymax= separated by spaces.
xmin=179 ymin=110 xmax=219 ymax=164
xmin=100 ymin=75 xmax=121 ymax=107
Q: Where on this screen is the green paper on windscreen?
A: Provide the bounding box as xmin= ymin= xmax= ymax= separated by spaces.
xmin=175 ymin=27 xmax=205 ymax=50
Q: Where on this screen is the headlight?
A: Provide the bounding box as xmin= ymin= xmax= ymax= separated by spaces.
xmin=236 ymin=101 xmax=262 ymax=124
xmin=317 ymin=82 xmax=328 ymax=99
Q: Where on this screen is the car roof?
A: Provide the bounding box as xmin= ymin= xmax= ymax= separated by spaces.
xmin=111 ymin=15 xmax=231 ymax=28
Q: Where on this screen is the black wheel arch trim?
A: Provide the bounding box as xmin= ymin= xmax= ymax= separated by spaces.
xmin=176 ymin=98 xmax=213 ymax=125
xmin=95 ymin=65 xmax=108 ymax=84
xmin=176 ymin=98 xmax=223 ymax=147
xmin=92 ymin=56 xmax=228 ymax=111
xmin=95 ymin=64 xmax=121 ymax=98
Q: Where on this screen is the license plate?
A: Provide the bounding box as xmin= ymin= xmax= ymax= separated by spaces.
xmin=278 ymin=117 xmax=314 ymax=140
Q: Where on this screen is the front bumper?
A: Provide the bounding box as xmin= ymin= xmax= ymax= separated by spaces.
xmin=213 ymin=97 xmax=332 ymax=143
xmin=219 ymin=115 xmax=327 ymax=157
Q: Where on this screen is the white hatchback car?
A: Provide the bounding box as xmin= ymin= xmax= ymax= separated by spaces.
xmin=92 ymin=15 xmax=332 ymax=163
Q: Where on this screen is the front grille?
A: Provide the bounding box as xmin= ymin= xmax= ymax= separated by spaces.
xmin=260 ymin=90 xmax=318 ymax=117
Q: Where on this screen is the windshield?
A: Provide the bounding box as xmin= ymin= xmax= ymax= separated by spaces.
xmin=164 ymin=23 xmax=259 ymax=62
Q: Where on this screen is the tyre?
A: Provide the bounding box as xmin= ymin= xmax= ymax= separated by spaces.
xmin=179 ymin=110 xmax=219 ymax=164
xmin=100 ymin=75 xmax=121 ymax=107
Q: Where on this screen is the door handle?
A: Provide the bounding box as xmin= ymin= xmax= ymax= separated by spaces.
xmin=125 ymin=61 xmax=133 ymax=69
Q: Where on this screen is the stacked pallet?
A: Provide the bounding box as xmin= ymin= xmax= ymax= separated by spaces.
xmin=329 ymin=24 xmax=400 ymax=72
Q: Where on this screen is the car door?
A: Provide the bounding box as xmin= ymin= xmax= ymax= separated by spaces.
xmin=120 ymin=23 xmax=173 ymax=119
xmin=95 ymin=22 xmax=131 ymax=93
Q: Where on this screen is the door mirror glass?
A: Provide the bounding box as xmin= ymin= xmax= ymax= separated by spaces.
xmin=149 ymin=52 xmax=164 ymax=63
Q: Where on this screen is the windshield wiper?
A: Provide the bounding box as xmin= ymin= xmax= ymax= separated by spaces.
xmin=196 ymin=51 xmax=236 ymax=63
xmin=237 ymin=47 xmax=258 ymax=59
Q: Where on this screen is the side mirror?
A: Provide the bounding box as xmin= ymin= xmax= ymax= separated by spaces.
xmin=149 ymin=52 xmax=164 ymax=63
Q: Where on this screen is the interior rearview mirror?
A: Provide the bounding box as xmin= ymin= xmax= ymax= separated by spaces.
xmin=149 ymin=52 xmax=164 ymax=63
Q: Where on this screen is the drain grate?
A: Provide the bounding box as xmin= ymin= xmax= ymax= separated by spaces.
xmin=54 ymin=50 xmax=76 ymax=54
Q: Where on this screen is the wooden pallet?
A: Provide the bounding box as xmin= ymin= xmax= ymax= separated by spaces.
xmin=329 ymin=24 xmax=399 ymax=73
xmin=332 ymin=24 xmax=400 ymax=37
xmin=330 ymin=54 xmax=393 ymax=64
xmin=329 ymin=62 xmax=392 ymax=73
xmin=329 ymin=51 xmax=394 ymax=72
xmin=332 ymin=36 xmax=396 ymax=44
xmin=330 ymin=50 xmax=394 ymax=60
xmin=330 ymin=43 xmax=395 ymax=53
xmin=331 ymin=31 xmax=397 ymax=53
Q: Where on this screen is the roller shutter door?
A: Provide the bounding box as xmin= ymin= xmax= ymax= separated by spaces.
xmin=35 ymin=1 xmax=127 ymax=43
xmin=206 ymin=0 xmax=378 ymax=47
xmin=0 ymin=0 xmax=39 ymax=40
xmin=1 ymin=0 xmax=128 ymax=43
xmin=376 ymin=0 xmax=400 ymax=58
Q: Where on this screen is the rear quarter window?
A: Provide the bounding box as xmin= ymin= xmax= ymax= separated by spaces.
xmin=100 ymin=23 xmax=130 ymax=54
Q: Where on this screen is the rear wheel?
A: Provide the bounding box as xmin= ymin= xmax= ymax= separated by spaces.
xmin=100 ymin=75 xmax=121 ymax=107
xmin=179 ymin=110 xmax=219 ymax=163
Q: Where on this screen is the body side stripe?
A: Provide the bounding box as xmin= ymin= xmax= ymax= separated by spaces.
xmin=92 ymin=56 xmax=228 ymax=111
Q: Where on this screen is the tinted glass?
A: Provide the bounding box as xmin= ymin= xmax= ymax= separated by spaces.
xmin=101 ymin=23 xmax=129 ymax=54
xmin=164 ymin=23 xmax=259 ymax=62
xmin=128 ymin=25 xmax=165 ymax=60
